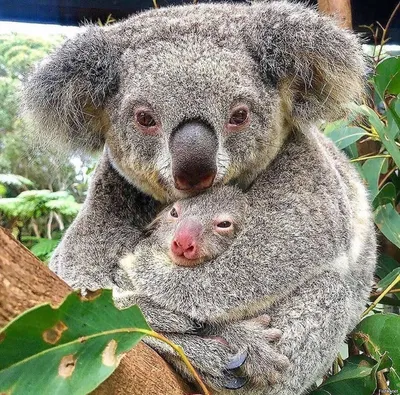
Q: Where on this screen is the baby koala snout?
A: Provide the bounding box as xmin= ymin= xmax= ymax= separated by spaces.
xmin=171 ymin=233 xmax=198 ymax=259
xmin=170 ymin=220 xmax=202 ymax=263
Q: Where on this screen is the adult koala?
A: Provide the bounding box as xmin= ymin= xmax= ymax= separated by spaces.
xmin=23 ymin=1 xmax=376 ymax=394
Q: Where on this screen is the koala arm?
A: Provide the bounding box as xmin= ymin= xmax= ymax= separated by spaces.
xmin=263 ymin=270 xmax=368 ymax=395
xmin=49 ymin=151 xmax=161 ymax=291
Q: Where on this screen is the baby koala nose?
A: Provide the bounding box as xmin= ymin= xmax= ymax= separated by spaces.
xmin=171 ymin=235 xmax=198 ymax=259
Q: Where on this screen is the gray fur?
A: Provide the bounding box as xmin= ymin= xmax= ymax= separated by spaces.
xmin=22 ymin=1 xmax=375 ymax=394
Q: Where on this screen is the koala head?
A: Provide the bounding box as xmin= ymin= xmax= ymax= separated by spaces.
xmin=146 ymin=185 xmax=247 ymax=267
xmin=23 ymin=1 xmax=365 ymax=203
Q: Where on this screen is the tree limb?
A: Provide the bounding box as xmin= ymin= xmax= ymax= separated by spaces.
xmin=318 ymin=0 xmax=352 ymax=29
xmin=0 ymin=227 xmax=192 ymax=395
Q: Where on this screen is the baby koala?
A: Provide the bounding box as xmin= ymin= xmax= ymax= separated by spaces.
xmin=115 ymin=186 xmax=287 ymax=392
xmin=120 ymin=185 xmax=248 ymax=272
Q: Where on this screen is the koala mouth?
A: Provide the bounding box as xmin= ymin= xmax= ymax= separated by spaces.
xmin=168 ymin=250 xmax=207 ymax=268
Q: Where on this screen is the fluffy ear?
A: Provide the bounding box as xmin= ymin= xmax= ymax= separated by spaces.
xmin=22 ymin=26 xmax=121 ymax=152
xmin=245 ymin=1 xmax=366 ymax=126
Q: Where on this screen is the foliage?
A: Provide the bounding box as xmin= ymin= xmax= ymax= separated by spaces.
xmin=0 ymin=33 xmax=93 ymax=260
xmin=0 ymin=290 xmax=150 ymax=395
xmin=0 ymin=290 xmax=209 ymax=395
xmin=311 ymin=14 xmax=400 ymax=394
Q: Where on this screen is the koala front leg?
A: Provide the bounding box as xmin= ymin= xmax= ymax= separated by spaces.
xmin=49 ymin=153 xmax=161 ymax=290
xmin=113 ymin=289 xmax=201 ymax=334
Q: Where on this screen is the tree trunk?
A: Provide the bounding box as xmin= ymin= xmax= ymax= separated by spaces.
xmin=0 ymin=227 xmax=192 ymax=395
xmin=318 ymin=0 xmax=353 ymax=29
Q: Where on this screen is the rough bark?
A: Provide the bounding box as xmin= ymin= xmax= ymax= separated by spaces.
xmin=0 ymin=227 xmax=192 ymax=395
xmin=318 ymin=0 xmax=353 ymax=29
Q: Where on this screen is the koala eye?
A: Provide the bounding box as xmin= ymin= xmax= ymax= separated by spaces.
xmin=214 ymin=215 xmax=235 ymax=235
xmin=227 ymin=105 xmax=250 ymax=132
xmin=216 ymin=221 xmax=232 ymax=228
xmin=136 ymin=111 xmax=156 ymax=127
xmin=134 ymin=108 xmax=159 ymax=134
xmin=170 ymin=207 xmax=179 ymax=218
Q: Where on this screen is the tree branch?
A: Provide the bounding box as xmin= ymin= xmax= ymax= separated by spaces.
xmin=318 ymin=0 xmax=352 ymax=29
xmin=0 ymin=227 xmax=192 ymax=395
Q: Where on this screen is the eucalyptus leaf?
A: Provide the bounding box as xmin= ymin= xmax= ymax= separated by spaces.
xmin=325 ymin=126 xmax=366 ymax=150
xmin=376 ymin=255 xmax=400 ymax=281
xmin=386 ymin=96 xmax=400 ymax=138
xmin=372 ymin=182 xmax=396 ymax=210
xmin=350 ymin=104 xmax=400 ymax=169
xmin=374 ymin=57 xmax=400 ymax=97
xmin=362 ymin=158 xmax=387 ymax=201
xmin=353 ymin=314 xmax=400 ymax=390
xmin=0 ymin=290 xmax=151 ymax=395
xmin=377 ymin=268 xmax=400 ymax=290
xmin=309 ymin=355 xmax=380 ymax=395
xmin=375 ymin=204 xmax=400 ymax=249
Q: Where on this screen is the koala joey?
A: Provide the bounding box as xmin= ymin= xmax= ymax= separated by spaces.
xmin=22 ymin=1 xmax=376 ymax=394
xmin=115 ymin=185 xmax=290 ymax=392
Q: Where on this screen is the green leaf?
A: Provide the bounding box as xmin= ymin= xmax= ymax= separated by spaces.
xmin=376 ymin=255 xmax=400 ymax=281
xmin=353 ymin=314 xmax=400 ymax=390
xmin=377 ymin=268 xmax=400 ymax=290
xmin=325 ymin=126 xmax=366 ymax=150
xmin=309 ymin=355 xmax=381 ymax=395
xmin=351 ymin=104 xmax=400 ymax=169
xmin=374 ymin=57 xmax=400 ymax=97
xmin=375 ymin=204 xmax=400 ymax=249
xmin=0 ymin=290 xmax=151 ymax=395
xmin=362 ymin=158 xmax=387 ymax=201
xmin=371 ymin=296 xmax=400 ymax=307
xmin=0 ymin=173 xmax=34 ymax=187
xmin=387 ymin=97 xmax=400 ymax=138
xmin=372 ymin=182 xmax=396 ymax=210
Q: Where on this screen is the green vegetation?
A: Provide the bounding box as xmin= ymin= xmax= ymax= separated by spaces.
xmin=312 ymin=37 xmax=400 ymax=394
xmin=0 ymin=33 xmax=92 ymax=261
xmin=0 ymin=290 xmax=209 ymax=395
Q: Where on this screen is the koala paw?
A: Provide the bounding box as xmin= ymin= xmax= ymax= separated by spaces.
xmin=222 ymin=315 xmax=290 ymax=388
xmin=143 ymin=333 xmax=248 ymax=392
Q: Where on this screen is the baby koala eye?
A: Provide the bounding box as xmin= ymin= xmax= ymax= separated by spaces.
xmin=216 ymin=221 xmax=232 ymax=228
xmin=169 ymin=207 xmax=179 ymax=218
xmin=214 ymin=215 xmax=235 ymax=235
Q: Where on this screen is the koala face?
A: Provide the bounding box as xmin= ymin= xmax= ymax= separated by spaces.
xmin=23 ymin=2 xmax=364 ymax=204
xmin=105 ymin=37 xmax=286 ymax=202
xmin=148 ymin=186 xmax=248 ymax=267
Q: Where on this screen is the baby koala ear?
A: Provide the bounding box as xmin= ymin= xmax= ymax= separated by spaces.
xmin=244 ymin=0 xmax=366 ymax=126
xmin=22 ymin=26 xmax=122 ymax=153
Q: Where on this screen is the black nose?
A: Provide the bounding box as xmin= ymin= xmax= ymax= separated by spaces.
xmin=169 ymin=121 xmax=218 ymax=191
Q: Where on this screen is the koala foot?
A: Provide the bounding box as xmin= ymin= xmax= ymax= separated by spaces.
xmin=144 ymin=315 xmax=288 ymax=393
xmin=220 ymin=316 xmax=290 ymax=388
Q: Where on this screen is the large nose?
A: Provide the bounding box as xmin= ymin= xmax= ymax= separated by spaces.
xmin=169 ymin=121 xmax=218 ymax=191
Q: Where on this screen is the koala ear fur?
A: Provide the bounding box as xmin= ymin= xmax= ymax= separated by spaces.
xmin=245 ymin=1 xmax=366 ymax=126
xmin=22 ymin=26 xmax=121 ymax=152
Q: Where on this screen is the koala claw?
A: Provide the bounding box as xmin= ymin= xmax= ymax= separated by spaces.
xmin=221 ymin=372 xmax=249 ymax=390
xmin=188 ymin=319 xmax=209 ymax=336
xmin=225 ymin=350 xmax=248 ymax=370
